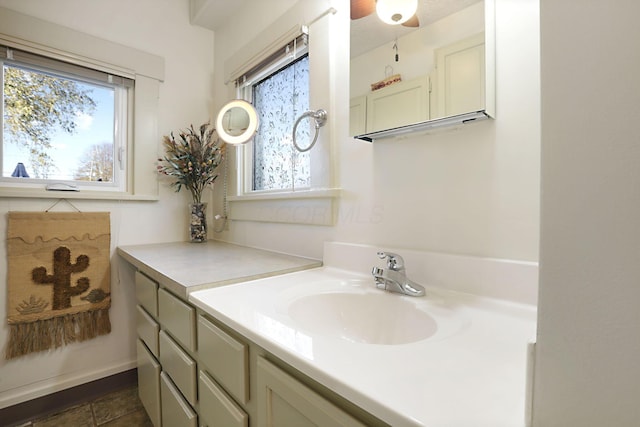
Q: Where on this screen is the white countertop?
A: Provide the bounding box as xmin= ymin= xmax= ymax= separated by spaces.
xmin=190 ymin=266 xmax=537 ymax=427
xmin=117 ymin=241 xmax=321 ymax=298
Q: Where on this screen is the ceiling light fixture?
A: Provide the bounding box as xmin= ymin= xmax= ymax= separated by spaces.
xmin=375 ymin=0 xmax=418 ymax=25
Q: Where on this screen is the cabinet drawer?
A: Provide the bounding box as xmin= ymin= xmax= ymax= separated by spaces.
xmin=158 ymin=287 xmax=196 ymax=352
xmin=136 ymin=339 xmax=161 ymax=427
xmin=159 ymin=330 xmax=197 ymax=406
xmin=197 ymin=315 xmax=249 ymax=404
xmin=199 ymin=370 xmax=248 ymax=427
xmin=137 ymin=305 xmax=159 ymax=357
xmin=135 ymin=271 xmax=158 ymax=317
xmin=160 ymin=371 xmax=197 ymax=427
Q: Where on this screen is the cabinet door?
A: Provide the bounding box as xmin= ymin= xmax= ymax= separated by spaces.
xmin=257 ymin=357 xmax=366 ymax=427
xmin=435 ymin=32 xmax=485 ymax=118
xmin=366 ymin=76 xmax=429 ymax=133
xmin=137 ymin=339 xmax=161 ymax=427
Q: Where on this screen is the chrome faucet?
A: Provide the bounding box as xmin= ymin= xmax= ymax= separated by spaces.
xmin=371 ymin=251 xmax=425 ymax=297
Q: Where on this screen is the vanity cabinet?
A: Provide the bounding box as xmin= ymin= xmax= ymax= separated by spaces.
xmin=133 ymin=270 xmax=251 ymax=427
xmin=134 ymin=271 xmax=199 ymax=426
xmin=195 ymin=312 xmax=385 ymax=427
xmin=257 ymin=357 xmax=366 ymax=427
xmin=122 ymin=241 xmax=373 ymax=427
xmin=131 ymin=270 xmax=385 ymax=427
xmin=135 ymin=272 xmax=162 ymax=426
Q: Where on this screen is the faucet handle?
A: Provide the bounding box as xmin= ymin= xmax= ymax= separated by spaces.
xmin=377 ymin=251 xmax=405 ymax=271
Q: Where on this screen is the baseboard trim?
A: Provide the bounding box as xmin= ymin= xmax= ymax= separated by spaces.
xmin=0 ymin=368 xmax=138 ymax=427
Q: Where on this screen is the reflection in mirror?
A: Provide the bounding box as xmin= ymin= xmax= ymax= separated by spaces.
xmin=216 ymin=99 xmax=259 ymax=145
xmin=222 ymin=107 xmax=250 ymax=137
xmin=350 ymin=0 xmax=492 ymax=140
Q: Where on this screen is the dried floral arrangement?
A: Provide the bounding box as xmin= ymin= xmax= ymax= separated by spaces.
xmin=157 ymin=122 xmax=224 ymax=204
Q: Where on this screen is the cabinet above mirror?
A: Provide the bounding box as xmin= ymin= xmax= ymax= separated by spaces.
xmin=350 ymin=0 xmax=495 ymax=141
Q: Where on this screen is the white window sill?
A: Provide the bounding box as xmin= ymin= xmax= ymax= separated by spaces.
xmin=228 ymin=188 xmax=341 ymax=225
xmin=0 ymin=187 xmax=158 ymax=201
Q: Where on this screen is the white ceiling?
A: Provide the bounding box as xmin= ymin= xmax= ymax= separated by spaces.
xmin=190 ymin=0 xmax=248 ymax=31
xmin=191 ymin=0 xmax=481 ymax=58
xmin=350 ymin=0 xmax=482 ymax=58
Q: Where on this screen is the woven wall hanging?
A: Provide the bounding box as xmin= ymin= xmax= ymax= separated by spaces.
xmin=5 ymin=211 xmax=111 ymax=359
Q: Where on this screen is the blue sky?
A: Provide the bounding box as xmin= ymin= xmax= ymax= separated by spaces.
xmin=3 ymin=77 xmax=115 ymax=180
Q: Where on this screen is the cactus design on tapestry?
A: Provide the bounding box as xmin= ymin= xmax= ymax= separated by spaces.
xmin=5 ymin=212 xmax=112 ymax=359
xmin=31 ymin=246 xmax=91 ymax=310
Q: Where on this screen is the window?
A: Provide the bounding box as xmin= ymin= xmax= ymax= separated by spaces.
xmin=236 ymin=34 xmax=311 ymax=194
xmin=252 ymin=54 xmax=310 ymax=191
xmin=1 ymin=46 xmax=131 ymax=191
xmin=0 ymin=6 xmax=164 ymax=200
xmin=224 ymin=3 xmax=341 ymax=225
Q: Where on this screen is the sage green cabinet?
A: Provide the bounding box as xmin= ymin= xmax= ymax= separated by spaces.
xmin=158 ymin=330 xmax=197 ymax=406
xmin=257 ymin=357 xmax=366 ymax=427
xmin=131 ymin=269 xmax=385 ymax=427
xmin=158 ymin=287 xmax=196 ymax=352
xmin=136 ymin=271 xmax=158 ymax=317
xmin=160 ymin=372 xmax=197 ymax=427
xmin=134 ymin=271 xmax=198 ymax=427
xmin=199 ymin=370 xmax=248 ymax=427
xmin=136 ymin=339 xmax=161 ymax=427
xmin=197 ymin=314 xmax=249 ymax=405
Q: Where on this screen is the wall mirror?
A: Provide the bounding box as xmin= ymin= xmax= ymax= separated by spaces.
xmin=350 ymin=0 xmax=495 ymax=141
xmin=216 ymin=99 xmax=259 ymax=145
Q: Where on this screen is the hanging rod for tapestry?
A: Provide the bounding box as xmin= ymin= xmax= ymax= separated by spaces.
xmin=45 ymin=198 xmax=81 ymax=212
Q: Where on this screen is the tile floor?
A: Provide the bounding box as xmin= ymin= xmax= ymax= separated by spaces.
xmin=18 ymin=386 xmax=152 ymax=427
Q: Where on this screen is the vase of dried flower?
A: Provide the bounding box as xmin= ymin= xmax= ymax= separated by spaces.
xmin=189 ymin=202 xmax=207 ymax=243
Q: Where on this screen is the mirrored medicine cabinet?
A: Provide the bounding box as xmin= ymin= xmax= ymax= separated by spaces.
xmin=350 ymin=0 xmax=495 ymax=142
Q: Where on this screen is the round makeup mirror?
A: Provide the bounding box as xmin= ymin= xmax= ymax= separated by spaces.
xmin=216 ymin=99 xmax=259 ymax=145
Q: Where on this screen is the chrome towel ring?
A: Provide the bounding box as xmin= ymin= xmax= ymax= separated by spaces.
xmin=292 ymin=109 xmax=327 ymax=152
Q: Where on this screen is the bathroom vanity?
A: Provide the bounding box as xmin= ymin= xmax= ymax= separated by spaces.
xmin=119 ymin=241 xmax=537 ymax=427
xmin=118 ymin=241 xmax=329 ymax=426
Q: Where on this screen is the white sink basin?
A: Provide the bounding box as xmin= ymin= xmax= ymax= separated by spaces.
xmin=288 ymin=291 xmax=438 ymax=345
xmin=278 ymin=277 xmax=468 ymax=345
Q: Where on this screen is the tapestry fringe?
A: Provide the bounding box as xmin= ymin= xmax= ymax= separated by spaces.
xmin=5 ymin=308 xmax=111 ymax=359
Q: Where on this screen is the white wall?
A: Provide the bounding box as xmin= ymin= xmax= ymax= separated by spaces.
xmin=0 ymin=0 xmax=215 ymax=407
xmin=215 ymin=0 xmax=540 ymax=263
xmin=534 ymin=1 xmax=640 ymax=425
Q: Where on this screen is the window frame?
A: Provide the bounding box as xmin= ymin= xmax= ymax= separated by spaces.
xmin=1 ymin=52 xmax=131 ymax=191
xmin=236 ymin=44 xmax=312 ymax=196
xmin=223 ymin=3 xmax=342 ymax=225
xmin=0 ymin=6 xmax=164 ymax=200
